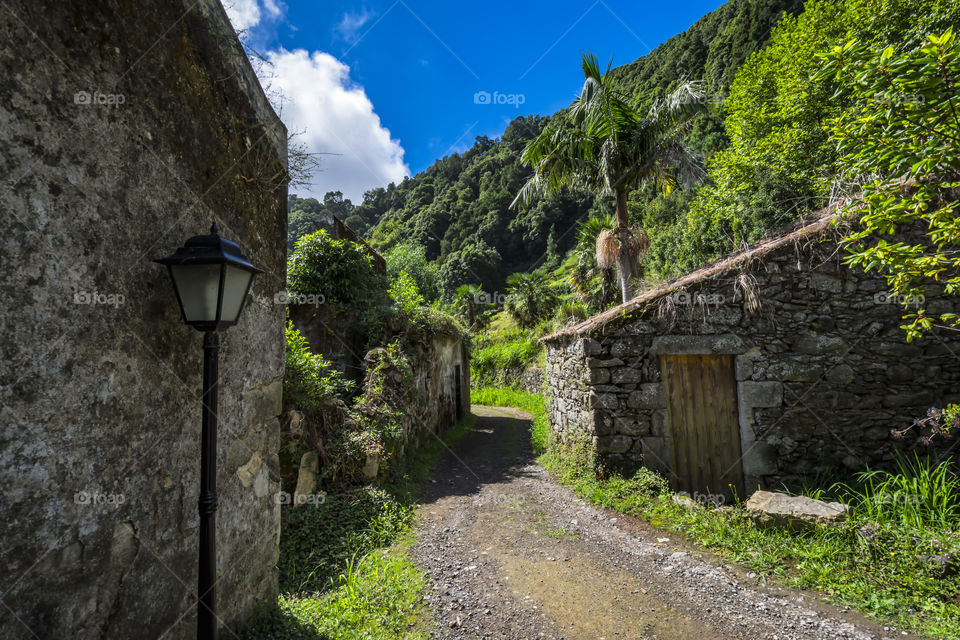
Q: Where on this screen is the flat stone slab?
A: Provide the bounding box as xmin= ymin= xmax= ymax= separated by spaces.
xmin=745 ymin=490 xmax=849 ymax=529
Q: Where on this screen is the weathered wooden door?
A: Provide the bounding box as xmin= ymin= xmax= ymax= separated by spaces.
xmin=660 ymin=354 xmax=744 ymax=501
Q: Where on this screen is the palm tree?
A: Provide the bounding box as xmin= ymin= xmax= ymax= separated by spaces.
xmin=504 ymin=270 xmax=558 ymax=328
xmin=453 ymin=284 xmax=487 ymax=329
xmin=513 ymin=52 xmax=704 ymax=303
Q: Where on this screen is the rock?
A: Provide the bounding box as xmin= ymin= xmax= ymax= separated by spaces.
xmin=596 ymin=435 xmax=632 ymax=454
xmin=612 ymin=367 xmax=642 ymax=384
xmin=745 ymin=490 xmax=849 ymax=529
xmin=626 ymin=384 xmax=665 ymax=410
xmin=671 ymin=494 xmax=702 ymax=511
xmin=917 ymin=553 xmax=959 ymax=578
xmin=362 ymin=453 xmax=381 ymax=481
xmin=293 ymin=451 xmax=319 ymax=504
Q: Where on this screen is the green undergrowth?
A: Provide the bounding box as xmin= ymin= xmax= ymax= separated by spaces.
xmin=469 ymin=325 xmax=543 ymax=387
xmin=471 ymin=386 xmax=549 ymax=455
xmin=243 ymin=414 xmax=476 ymax=640
xmin=477 ymin=385 xmax=960 ymax=640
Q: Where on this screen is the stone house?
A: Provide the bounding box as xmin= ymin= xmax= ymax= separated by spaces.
xmin=542 ymin=208 xmax=960 ymax=499
xmin=1 ymin=1 xmax=287 ymax=638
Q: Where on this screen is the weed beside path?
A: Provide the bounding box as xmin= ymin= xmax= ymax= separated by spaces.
xmin=242 ymin=415 xmax=476 ymax=640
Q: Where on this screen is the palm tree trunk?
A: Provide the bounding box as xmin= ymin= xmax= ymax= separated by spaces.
xmin=615 ymin=188 xmax=632 ymax=303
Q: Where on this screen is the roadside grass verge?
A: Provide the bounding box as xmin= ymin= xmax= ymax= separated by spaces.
xmin=474 ymin=385 xmax=960 ymax=640
xmin=242 ymin=414 xmax=476 ymax=640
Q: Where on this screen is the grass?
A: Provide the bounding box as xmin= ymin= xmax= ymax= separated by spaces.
xmin=476 ymin=385 xmax=960 ymax=640
xmin=472 ymin=386 xmax=549 ymax=455
xmin=242 ymin=414 xmax=477 ymax=640
xmin=469 ymin=327 xmax=542 ymax=387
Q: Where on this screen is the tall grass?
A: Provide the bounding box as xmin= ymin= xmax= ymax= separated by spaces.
xmin=834 ymin=453 xmax=960 ymax=529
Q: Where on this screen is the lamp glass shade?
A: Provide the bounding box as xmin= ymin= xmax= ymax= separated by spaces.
xmin=220 ymin=264 xmax=256 ymax=323
xmin=170 ymin=264 xmax=223 ymax=324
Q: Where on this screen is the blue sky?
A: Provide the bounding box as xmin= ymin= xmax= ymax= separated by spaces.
xmin=226 ymin=0 xmax=727 ymax=201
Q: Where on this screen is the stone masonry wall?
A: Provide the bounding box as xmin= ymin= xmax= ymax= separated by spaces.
xmin=545 ymin=233 xmax=960 ymax=490
xmin=1 ymin=2 xmax=286 ymax=638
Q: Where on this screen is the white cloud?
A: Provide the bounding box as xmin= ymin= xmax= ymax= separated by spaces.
xmin=223 ymin=0 xmax=261 ymax=31
xmin=223 ymin=0 xmax=283 ymax=31
xmin=264 ymin=49 xmax=409 ymax=202
xmin=335 ymin=9 xmax=375 ymax=42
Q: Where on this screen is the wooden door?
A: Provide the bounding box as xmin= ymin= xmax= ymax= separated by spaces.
xmin=660 ymin=354 xmax=744 ymax=501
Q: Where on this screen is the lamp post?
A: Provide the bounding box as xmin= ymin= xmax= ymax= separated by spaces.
xmin=155 ymin=223 xmax=263 ymax=640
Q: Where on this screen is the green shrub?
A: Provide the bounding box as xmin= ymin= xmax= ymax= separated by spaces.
xmin=385 ymin=241 xmax=441 ymax=303
xmin=284 ymin=321 xmax=355 ymax=411
xmin=288 ymin=230 xmax=386 ymax=305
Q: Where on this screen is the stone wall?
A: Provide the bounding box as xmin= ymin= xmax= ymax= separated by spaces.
xmin=385 ymin=333 xmax=471 ymax=465
xmin=544 ymin=230 xmax=960 ymax=490
xmin=0 ymin=2 xmax=286 ymax=638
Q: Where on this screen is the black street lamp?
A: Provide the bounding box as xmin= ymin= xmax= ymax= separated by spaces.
xmin=155 ymin=223 xmax=263 ymax=640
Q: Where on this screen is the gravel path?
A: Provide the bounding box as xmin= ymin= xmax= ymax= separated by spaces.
xmin=411 ymin=405 xmax=917 ymax=640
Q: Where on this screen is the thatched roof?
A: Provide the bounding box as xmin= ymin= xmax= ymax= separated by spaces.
xmin=541 ymin=204 xmax=849 ymax=343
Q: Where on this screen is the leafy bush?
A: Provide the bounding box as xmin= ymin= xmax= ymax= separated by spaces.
xmin=288 ymin=230 xmax=386 ymax=305
xmin=284 ymin=321 xmax=355 ymax=411
xmin=385 ymin=241 xmax=441 ymax=302
xmin=388 ymin=272 xmax=425 ymax=317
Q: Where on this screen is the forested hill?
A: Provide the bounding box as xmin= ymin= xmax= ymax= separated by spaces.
xmin=288 ymin=0 xmax=805 ymax=296
xmin=609 ymin=0 xmax=804 ymax=155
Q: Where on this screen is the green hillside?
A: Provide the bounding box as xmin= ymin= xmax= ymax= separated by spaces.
xmin=287 ymin=0 xmax=804 ymax=296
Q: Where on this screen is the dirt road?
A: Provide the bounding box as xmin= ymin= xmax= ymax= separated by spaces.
xmin=412 ymin=405 xmax=915 ymax=640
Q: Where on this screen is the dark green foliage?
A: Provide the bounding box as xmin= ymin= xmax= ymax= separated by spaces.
xmin=288 ymin=191 xmax=359 ymax=252
xmin=284 ymin=321 xmax=355 ymax=410
xmin=609 ymin=0 xmax=805 ymax=157
xmin=642 ymin=0 xmax=960 ymax=280
xmin=277 ymin=487 xmax=411 ymax=593
xmin=361 ymin=116 xmax=599 ymax=298
xmin=504 ymin=270 xmax=560 ymax=328
xmin=287 ymin=230 xmax=386 ymax=305
xmin=287 ymin=194 xmax=324 ymax=253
